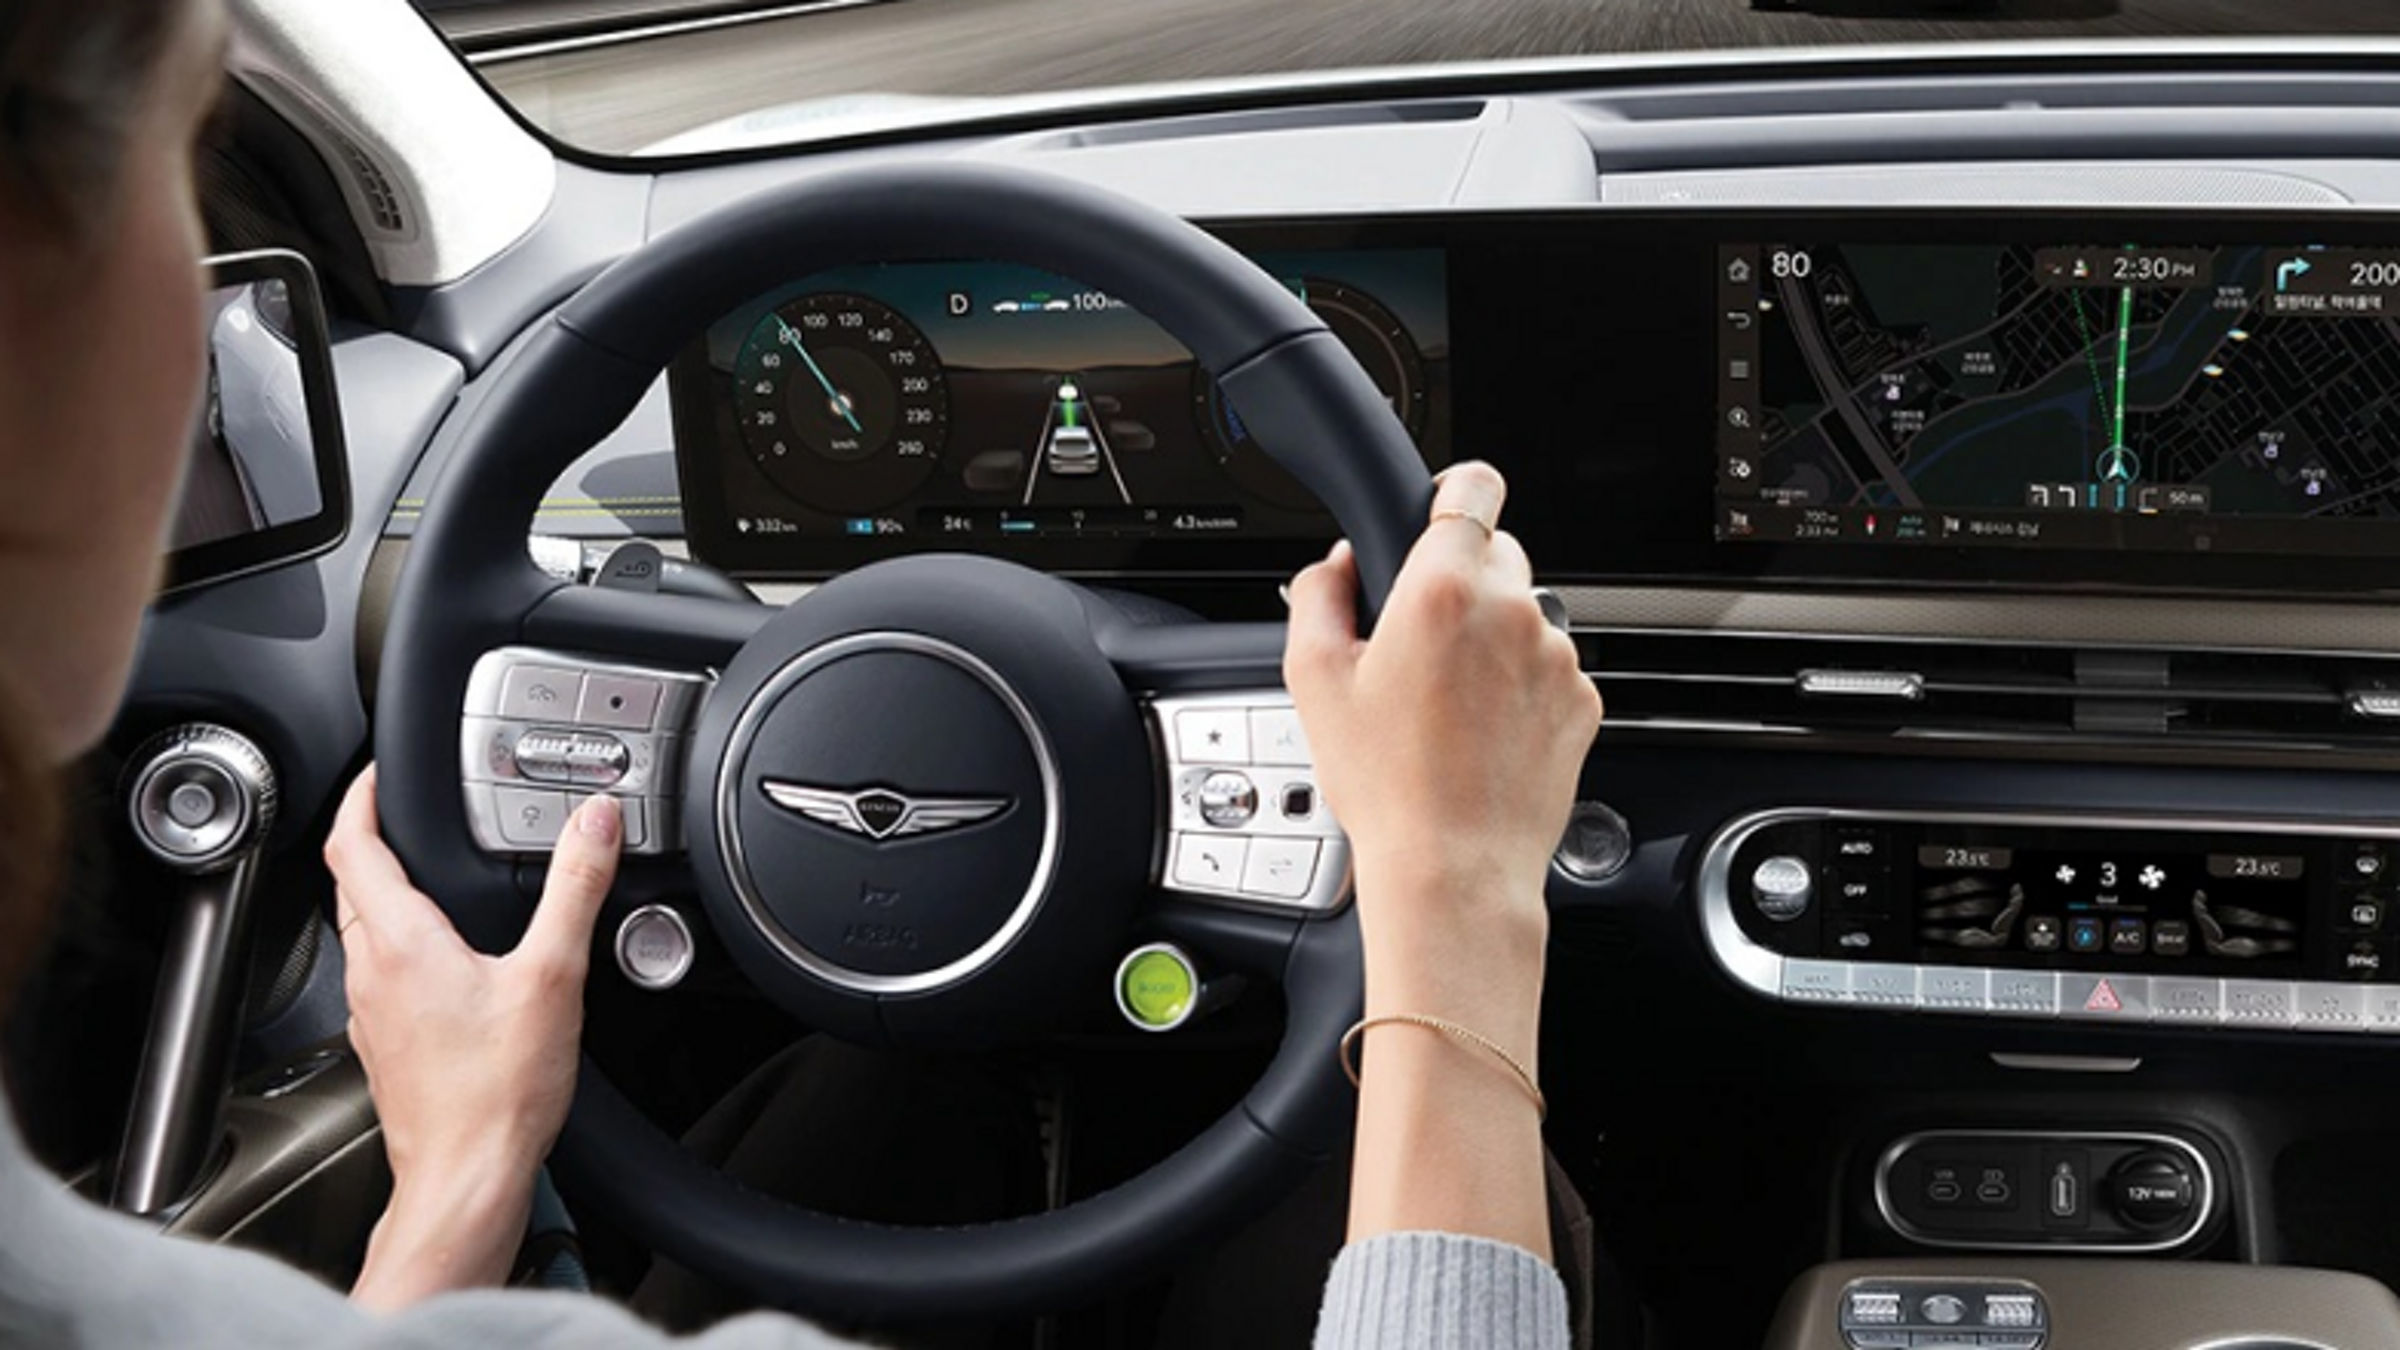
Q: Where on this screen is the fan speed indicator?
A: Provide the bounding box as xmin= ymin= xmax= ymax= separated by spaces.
xmin=733 ymin=292 xmax=948 ymax=515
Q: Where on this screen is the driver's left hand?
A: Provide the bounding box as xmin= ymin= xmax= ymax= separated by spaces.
xmin=323 ymin=766 xmax=622 ymax=1310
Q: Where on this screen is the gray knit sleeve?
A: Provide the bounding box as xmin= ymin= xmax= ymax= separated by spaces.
xmin=1312 ymin=1232 xmax=1571 ymax=1350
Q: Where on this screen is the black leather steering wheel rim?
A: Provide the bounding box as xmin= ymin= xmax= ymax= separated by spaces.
xmin=375 ymin=161 xmax=1432 ymax=1322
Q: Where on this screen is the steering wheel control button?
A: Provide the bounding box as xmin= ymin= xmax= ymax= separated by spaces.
xmin=1248 ymin=707 xmax=1311 ymax=766
xmin=1115 ymin=943 xmax=1201 ymax=1032
xmin=1151 ymin=694 xmax=1352 ymax=912
xmin=498 ymin=663 xmax=585 ymax=721
xmin=615 ymin=905 xmax=695 ymax=991
xmin=1174 ymin=708 xmax=1250 ymax=764
xmin=1172 ymin=832 xmax=1249 ymax=893
xmin=460 ymin=649 xmax=714 ymax=859
xmin=570 ymin=794 xmax=651 ymax=851
xmin=1196 ymin=771 xmax=1259 ymax=828
xmin=493 ymin=787 xmax=571 ymax=848
xmin=578 ymin=673 xmax=664 ymax=731
xmin=1554 ymin=801 xmax=1634 ymax=883
xmin=1241 ymin=838 xmax=1320 ymax=901
xmin=1279 ymin=782 xmax=1317 ymax=822
xmin=1751 ymin=854 xmax=1815 ymax=921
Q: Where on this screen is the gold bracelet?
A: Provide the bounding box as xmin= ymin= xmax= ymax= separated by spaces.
xmin=1340 ymin=1014 xmax=1547 ymax=1121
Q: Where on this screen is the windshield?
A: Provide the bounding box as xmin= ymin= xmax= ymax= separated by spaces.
xmin=426 ymin=0 xmax=2400 ymax=156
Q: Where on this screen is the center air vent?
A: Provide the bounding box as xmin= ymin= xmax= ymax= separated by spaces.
xmin=1583 ymin=631 xmax=2400 ymax=759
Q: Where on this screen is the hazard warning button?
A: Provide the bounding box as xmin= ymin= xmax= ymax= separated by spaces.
xmin=2061 ymin=974 xmax=2151 ymax=1022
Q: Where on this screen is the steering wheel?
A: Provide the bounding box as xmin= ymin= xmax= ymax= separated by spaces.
xmin=375 ymin=161 xmax=1432 ymax=1323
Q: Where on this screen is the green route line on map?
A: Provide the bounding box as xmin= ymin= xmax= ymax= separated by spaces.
xmin=2112 ymin=284 xmax=2134 ymax=453
xmin=2071 ymin=290 xmax=2116 ymax=446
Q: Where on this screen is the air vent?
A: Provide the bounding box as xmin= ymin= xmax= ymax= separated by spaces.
xmin=1583 ymin=630 xmax=2400 ymax=758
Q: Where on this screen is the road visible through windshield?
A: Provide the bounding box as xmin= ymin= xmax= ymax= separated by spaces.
xmin=452 ymin=0 xmax=2400 ymax=154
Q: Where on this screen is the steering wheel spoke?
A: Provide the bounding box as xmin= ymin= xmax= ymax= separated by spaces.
xmin=1143 ymin=685 xmax=1354 ymax=918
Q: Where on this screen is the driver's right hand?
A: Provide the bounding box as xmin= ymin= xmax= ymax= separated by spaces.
xmin=323 ymin=766 xmax=624 ymax=1310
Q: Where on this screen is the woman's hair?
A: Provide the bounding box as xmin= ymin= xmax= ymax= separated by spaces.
xmin=2 ymin=0 xmax=187 ymax=244
xmin=0 ymin=0 xmax=189 ymax=1008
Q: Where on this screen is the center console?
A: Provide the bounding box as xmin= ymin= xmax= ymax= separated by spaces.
xmin=1700 ymin=808 xmax=2400 ymax=1033
xmin=1768 ymin=1259 xmax=2400 ymax=1350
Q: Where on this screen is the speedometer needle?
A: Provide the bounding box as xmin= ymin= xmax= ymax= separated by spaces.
xmin=774 ymin=315 xmax=864 ymax=436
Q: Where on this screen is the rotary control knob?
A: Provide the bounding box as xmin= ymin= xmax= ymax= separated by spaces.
xmin=1751 ymin=855 xmax=1814 ymax=922
xmin=124 ymin=724 xmax=278 ymax=874
xmin=2108 ymin=1150 xmax=2199 ymax=1230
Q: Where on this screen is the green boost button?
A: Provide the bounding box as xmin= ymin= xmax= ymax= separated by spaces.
xmin=1116 ymin=944 xmax=1199 ymax=1031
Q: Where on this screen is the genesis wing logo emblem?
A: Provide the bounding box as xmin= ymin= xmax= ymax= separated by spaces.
xmin=761 ymin=782 xmax=1009 ymax=842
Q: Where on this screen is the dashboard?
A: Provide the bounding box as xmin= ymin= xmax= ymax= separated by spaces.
xmin=669 ymin=212 xmax=2400 ymax=597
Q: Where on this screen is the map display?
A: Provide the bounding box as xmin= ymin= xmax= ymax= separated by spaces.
xmin=1717 ymin=242 xmax=2400 ymax=554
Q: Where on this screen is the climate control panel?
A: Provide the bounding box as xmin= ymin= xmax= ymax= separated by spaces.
xmin=1701 ymin=808 xmax=2400 ymax=1033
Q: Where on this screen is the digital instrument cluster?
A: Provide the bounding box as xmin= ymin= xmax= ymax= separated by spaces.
xmin=670 ymin=250 xmax=1449 ymax=576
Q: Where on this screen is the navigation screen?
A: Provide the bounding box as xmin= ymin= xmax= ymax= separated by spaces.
xmin=1717 ymin=242 xmax=2400 ymax=555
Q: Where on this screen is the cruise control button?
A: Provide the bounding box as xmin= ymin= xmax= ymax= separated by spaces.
xmin=1173 ymin=708 xmax=1249 ymax=764
xmin=1248 ymin=707 xmax=1310 ymax=766
xmin=499 ymin=664 xmax=584 ymax=721
xmin=494 ymin=786 xmax=570 ymax=848
xmin=578 ymin=672 xmax=664 ymax=731
xmin=568 ymin=793 xmax=649 ymax=850
xmin=1170 ymin=832 xmax=1248 ymax=892
xmin=1240 ymin=837 xmax=1319 ymax=900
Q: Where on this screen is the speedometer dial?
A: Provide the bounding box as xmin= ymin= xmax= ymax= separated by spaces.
xmin=1196 ymin=279 xmax=1426 ymax=512
xmin=734 ymin=293 xmax=948 ymax=516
